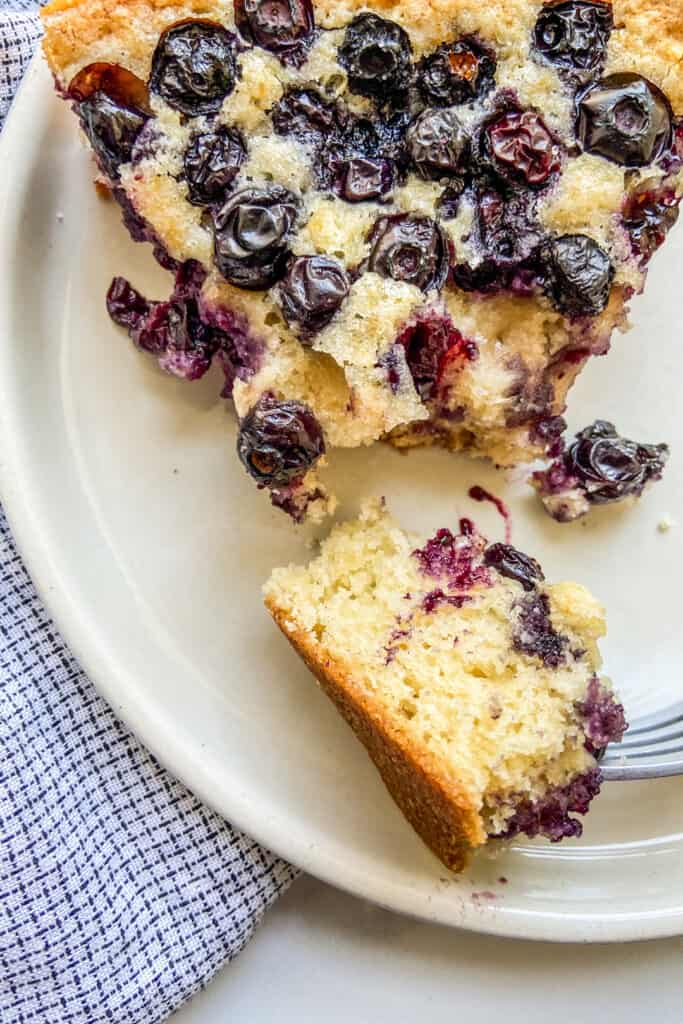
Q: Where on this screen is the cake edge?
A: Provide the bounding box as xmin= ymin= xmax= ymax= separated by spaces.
xmin=264 ymin=593 xmax=487 ymax=873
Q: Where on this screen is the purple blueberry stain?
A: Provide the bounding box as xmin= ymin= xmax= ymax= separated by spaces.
xmin=576 ymin=675 xmax=627 ymax=751
xmin=413 ymin=523 xmax=491 ymax=593
xmin=391 ymin=312 xmax=477 ymax=402
xmin=421 ymin=589 xmax=471 ymax=613
xmin=512 ymin=590 xmax=568 ymax=668
xmin=493 ymin=767 xmax=602 ymax=842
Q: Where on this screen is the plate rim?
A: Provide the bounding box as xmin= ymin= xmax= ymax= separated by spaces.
xmin=2 ymin=56 xmax=682 ymax=944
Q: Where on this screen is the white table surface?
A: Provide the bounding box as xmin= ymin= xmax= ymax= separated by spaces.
xmin=171 ymin=875 xmax=683 ymax=1022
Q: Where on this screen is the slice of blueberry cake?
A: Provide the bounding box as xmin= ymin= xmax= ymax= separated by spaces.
xmin=42 ymin=0 xmax=683 ymax=519
xmin=264 ymin=499 xmax=626 ymax=870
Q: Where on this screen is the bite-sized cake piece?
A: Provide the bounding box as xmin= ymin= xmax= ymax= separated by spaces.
xmin=42 ymin=0 xmax=683 ymax=518
xmin=264 ymin=499 xmax=626 ymax=870
xmin=532 ymin=419 xmax=669 ymax=522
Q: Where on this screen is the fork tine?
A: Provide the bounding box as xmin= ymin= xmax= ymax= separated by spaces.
xmin=600 ymin=702 xmax=683 ymax=780
xmin=624 ymin=703 xmax=683 ymax=736
xmin=600 ymin=757 xmax=683 ymax=781
xmin=615 ymin=726 xmax=683 ymax=751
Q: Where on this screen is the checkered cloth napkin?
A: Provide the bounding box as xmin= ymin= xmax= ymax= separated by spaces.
xmin=0 ymin=6 xmax=297 ymax=1023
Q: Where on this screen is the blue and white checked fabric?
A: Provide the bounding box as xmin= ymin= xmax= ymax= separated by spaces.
xmin=0 ymin=7 xmax=297 ymax=1023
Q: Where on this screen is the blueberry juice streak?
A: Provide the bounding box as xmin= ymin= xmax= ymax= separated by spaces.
xmin=468 ymin=485 xmax=512 ymax=543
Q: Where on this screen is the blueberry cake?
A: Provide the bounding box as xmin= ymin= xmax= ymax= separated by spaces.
xmin=42 ymin=0 xmax=683 ymax=518
xmin=532 ymin=418 xmax=669 ymax=521
xmin=264 ymin=499 xmax=626 ymax=869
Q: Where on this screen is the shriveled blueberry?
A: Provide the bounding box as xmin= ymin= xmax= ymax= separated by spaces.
xmin=417 ymin=38 xmax=496 ymax=107
xmin=316 ymin=116 xmax=397 ymax=201
xmin=106 ymin=273 xmax=221 ymax=380
xmin=477 ymin=188 xmax=544 ymax=267
xmin=406 ymin=108 xmax=469 ymax=180
xmin=342 ymin=157 xmax=395 ymax=202
xmin=367 ymin=214 xmax=449 ymax=292
xmin=565 ymin=420 xmax=669 ymax=504
xmin=271 ymin=88 xmax=341 ymax=141
xmin=577 ymin=73 xmax=672 ymax=166
xmin=484 ymin=543 xmax=544 ymax=591
xmin=78 ymin=92 xmax=149 ymax=179
xmin=184 ymin=127 xmax=246 ymax=205
xmin=234 ymin=0 xmax=314 ymax=59
xmin=452 ymin=188 xmax=544 ymax=295
xmin=278 ymin=255 xmax=350 ymax=335
xmin=237 ymin=394 xmax=325 ymax=486
xmin=107 ymin=276 xmax=150 ymax=332
xmin=213 ymin=186 xmax=299 ymax=289
xmin=622 ymin=178 xmax=680 ymax=263
xmin=484 ymin=109 xmax=562 ymax=188
xmin=68 ymin=62 xmax=150 ymax=110
xmin=149 ymin=21 xmax=237 ymax=115
xmin=533 ymin=1 xmax=612 ymax=77
xmin=541 ymin=234 xmax=613 ymax=316
xmin=338 ymin=13 xmax=412 ymax=102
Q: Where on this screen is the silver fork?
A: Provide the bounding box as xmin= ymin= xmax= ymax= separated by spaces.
xmin=600 ymin=702 xmax=683 ymax=780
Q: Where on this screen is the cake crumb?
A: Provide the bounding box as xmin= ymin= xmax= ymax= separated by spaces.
xmin=657 ymin=517 xmax=677 ymax=533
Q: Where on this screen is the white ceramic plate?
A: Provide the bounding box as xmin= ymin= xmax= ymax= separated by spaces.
xmin=2 ymin=58 xmax=683 ymax=942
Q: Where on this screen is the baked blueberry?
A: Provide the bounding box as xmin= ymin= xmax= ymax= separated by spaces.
xmin=533 ymin=1 xmax=612 ymax=77
xmin=452 ymin=188 xmax=544 ymax=294
xmin=78 ymin=92 xmax=149 ymax=179
xmin=417 ymin=38 xmax=495 ymax=106
xmin=622 ymin=178 xmax=680 ymax=263
xmin=234 ymin=0 xmax=314 ymax=60
xmin=484 ymin=543 xmax=544 ymax=591
xmin=565 ymin=420 xmax=669 ymax=504
xmin=577 ymin=73 xmax=672 ymax=166
xmin=395 ymin=313 xmax=476 ymax=400
xmin=213 ymin=186 xmax=299 ymax=289
xmin=338 ymin=13 xmax=412 ymax=103
xmin=484 ymin=109 xmax=562 ymax=188
xmin=533 ymin=420 xmax=670 ymax=520
xmin=106 ymin=275 xmax=222 ymax=379
xmin=406 ymin=108 xmax=469 ymax=179
xmin=184 ymin=128 xmax=246 ymax=205
xmin=342 ymin=157 xmax=395 ymax=202
xmin=541 ymin=234 xmax=613 ymax=316
xmin=68 ymin=61 xmax=150 ymax=110
xmin=317 ymin=115 xmax=397 ymax=201
xmin=237 ymin=394 xmax=325 ymax=486
xmin=271 ymin=87 xmax=341 ymax=142
xmin=149 ymin=21 xmax=237 ymax=115
xmin=367 ymin=214 xmax=449 ymax=292
xmin=278 ymin=255 xmax=350 ymax=335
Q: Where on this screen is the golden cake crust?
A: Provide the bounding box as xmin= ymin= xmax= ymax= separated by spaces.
xmin=266 ymin=596 xmax=487 ymax=872
xmin=42 ymin=0 xmax=683 ymax=113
